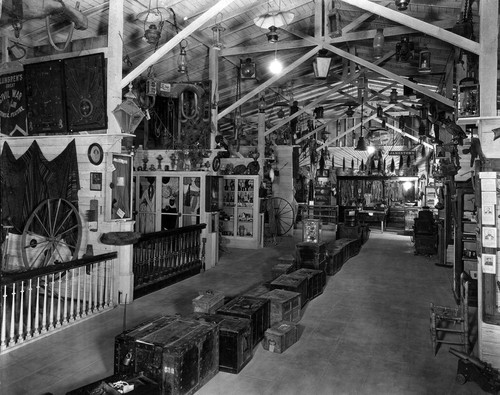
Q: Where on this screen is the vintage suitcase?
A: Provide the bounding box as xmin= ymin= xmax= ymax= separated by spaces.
xmin=114 ymin=315 xmax=219 ymax=395
xmin=192 ymin=290 xmax=225 ymax=314
xmin=216 ymin=295 xmax=270 ymax=348
xmin=262 ymin=322 xmax=299 ymax=354
xmin=66 ymin=373 xmax=160 ymax=394
xmin=288 ymin=268 xmax=325 ymax=300
xmin=190 ymin=313 xmax=253 ymax=374
xmin=270 ymin=274 xmax=309 ymax=308
xmin=271 ymin=262 xmax=295 ymax=279
xmin=260 ymin=289 xmax=301 ymax=325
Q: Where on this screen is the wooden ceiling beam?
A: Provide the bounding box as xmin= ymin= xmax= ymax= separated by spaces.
xmin=283 ymin=28 xmax=454 ymax=108
xmin=121 ymin=0 xmax=238 ymax=88
xmin=217 ymin=46 xmax=321 ymax=120
xmin=221 ymin=19 xmax=456 ymax=57
xmin=340 ymin=0 xmax=480 ymax=55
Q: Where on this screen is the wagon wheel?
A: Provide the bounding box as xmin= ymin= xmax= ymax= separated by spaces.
xmin=267 ymin=197 xmax=295 ymax=237
xmin=21 ymin=198 xmax=82 ymax=269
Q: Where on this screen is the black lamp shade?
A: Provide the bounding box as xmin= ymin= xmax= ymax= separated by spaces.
xmin=240 ymin=58 xmax=256 ymax=79
xmin=267 ymin=26 xmax=279 ymax=43
xmin=395 ymin=0 xmax=410 ymax=11
xmin=355 ymin=136 xmax=367 ymax=151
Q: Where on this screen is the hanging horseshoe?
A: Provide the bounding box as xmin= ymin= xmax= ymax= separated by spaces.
xmin=179 ymin=88 xmax=199 ymax=123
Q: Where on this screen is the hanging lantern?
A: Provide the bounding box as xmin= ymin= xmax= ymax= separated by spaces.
xmin=395 ymin=0 xmax=410 ymax=11
xmin=267 ymin=26 xmax=279 ymax=43
xmin=389 ymin=89 xmax=398 ymax=104
xmin=144 ymin=24 xmax=161 ymax=45
xmin=328 ymin=3 xmax=342 ymax=37
xmin=456 ymin=77 xmax=479 ymax=118
xmin=258 ymin=96 xmax=267 ymax=113
xmin=373 ymin=28 xmax=385 ymax=59
xmin=313 ymin=49 xmax=332 ymax=79
xmin=112 ymin=83 xmax=145 ymax=134
xmin=212 ymin=22 xmax=225 ymax=49
xmin=395 ymin=36 xmax=414 ymax=63
xmin=178 ymin=39 xmax=188 ymax=73
xmin=377 ymin=105 xmax=383 ymax=118
xmin=355 ymin=136 xmax=367 ymax=151
xmin=418 ymin=46 xmax=431 ymax=73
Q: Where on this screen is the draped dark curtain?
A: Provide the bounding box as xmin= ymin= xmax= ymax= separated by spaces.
xmin=0 ymin=140 xmax=80 ymax=234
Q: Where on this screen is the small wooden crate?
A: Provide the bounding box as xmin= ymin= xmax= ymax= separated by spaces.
xmin=216 ymin=295 xmax=270 ymax=348
xmin=270 ymin=274 xmax=309 ymax=308
xmin=288 ymin=268 xmax=325 ymax=300
xmin=190 ymin=313 xmax=253 ymax=374
xmin=192 ymin=290 xmax=225 ymax=314
xmin=271 ymin=263 xmax=295 ymax=279
xmin=261 ymin=289 xmax=301 ymax=325
xmin=262 ymin=321 xmax=299 ymax=354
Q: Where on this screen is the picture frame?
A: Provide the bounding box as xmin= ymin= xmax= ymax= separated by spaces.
xmin=90 ymin=172 xmax=102 ymax=191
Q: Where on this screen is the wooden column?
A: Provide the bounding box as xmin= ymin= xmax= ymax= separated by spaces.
xmin=258 ymin=111 xmax=266 ymax=178
xmin=107 ymin=0 xmax=124 ymax=135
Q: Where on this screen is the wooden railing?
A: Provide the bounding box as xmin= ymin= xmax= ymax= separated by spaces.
xmin=133 ymin=224 xmax=206 ymax=298
xmin=0 ymin=252 xmax=117 ymax=354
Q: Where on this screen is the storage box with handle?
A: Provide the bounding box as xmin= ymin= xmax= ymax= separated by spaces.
xmin=262 ymin=321 xmax=299 ymax=354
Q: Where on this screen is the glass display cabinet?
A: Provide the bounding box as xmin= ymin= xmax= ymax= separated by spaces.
xmin=220 ymin=175 xmax=261 ymax=249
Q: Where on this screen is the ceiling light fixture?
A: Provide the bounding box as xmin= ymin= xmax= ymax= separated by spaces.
xmin=144 ymin=24 xmax=161 ymax=45
xmin=395 ymin=0 xmax=410 ymax=11
xmin=137 ymin=1 xmax=169 ymax=45
xmin=395 ymin=35 xmax=414 ymax=63
xmin=269 ymin=44 xmax=283 ymax=74
xmin=389 ymin=88 xmax=398 ymax=104
xmin=313 ymin=49 xmax=332 ymax=79
xmin=254 ymin=0 xmax=293 ymax=42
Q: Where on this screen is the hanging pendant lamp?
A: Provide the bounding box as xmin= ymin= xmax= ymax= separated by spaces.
xmin=354 ymin=96 xmax=367 ymax=151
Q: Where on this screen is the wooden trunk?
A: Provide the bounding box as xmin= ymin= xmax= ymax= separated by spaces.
xmin=271 ymin=262 xmax=295 ymax=279
xmin=192 ymin=290 xmax=225 ymax=314
xmin=189 ymin=313 xmax=253 ymax=374
xmin=66 ymin=373 xmax=160 ymax=394
xmin=296 ymin=241 xmax=327 ymax=271
xmin=216 ymin=295 xmax=270 ymax=348
xmin=270 ymin=274 xmax=309 ymax=308
xmin=288 ymin=269 xmax=326 ymax=300
xmin=262 ymin=322 xmax=299 ymax=354
xmin=114 ymin=315 xmax=219 ymax=395
xmin=242 ymin=282 xmax=271 ymax=298
xmin=260 ymin=289 xmax=301 ymax=325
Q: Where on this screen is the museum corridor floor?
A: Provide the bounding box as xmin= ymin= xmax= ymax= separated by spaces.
xmin=0 ymin=231 xmax=487 ymax=395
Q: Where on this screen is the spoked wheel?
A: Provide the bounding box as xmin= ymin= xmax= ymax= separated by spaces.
xmin=21 ymin=198 xmax=82 ymax=269
xmin=267 ymin=197 xmax=295 ymax=236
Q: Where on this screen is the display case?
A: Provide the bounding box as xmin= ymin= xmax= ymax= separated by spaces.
xmin=314 ymin=170 xmax=333 ymax=206
xmin=134 ymin=171 xmax=219 ymax=233
xmin=220 ymin=175 xmax=261 ymax=249
xmin=453 ymin=180 xmax=477 ymax=302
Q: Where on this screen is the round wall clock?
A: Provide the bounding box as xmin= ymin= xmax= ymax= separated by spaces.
xmin=88 ymin=143 xmax=104 ymax=165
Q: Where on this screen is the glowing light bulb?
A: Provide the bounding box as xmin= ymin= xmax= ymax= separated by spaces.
xmin=367 ymin=146 xmax=376 ymax=155
xmin=269 ymin=58 xmax=283 ymax=74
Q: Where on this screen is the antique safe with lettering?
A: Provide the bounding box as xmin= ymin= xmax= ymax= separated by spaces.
xmin=114 ymin=315 xmax=219 ymax=395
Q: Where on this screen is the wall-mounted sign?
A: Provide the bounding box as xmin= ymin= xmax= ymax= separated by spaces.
xmin=389 ymin=150 xmax=416 ymax=156
xmin=0 ymin=71 xmax=27 ymax=136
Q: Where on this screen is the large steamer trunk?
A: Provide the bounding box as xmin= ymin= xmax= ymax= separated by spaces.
xmin=216 ymin=295 xmax=270 ymax=348
xmin=190 ymin=313 xmax=253 ymax=374
xmin=296 ymin=241 xmax=327 ymax=271
xmin=289 ymin=268 xmax=326 ymax=300
xmin=114 ymin=315 xmax=219 ymax=395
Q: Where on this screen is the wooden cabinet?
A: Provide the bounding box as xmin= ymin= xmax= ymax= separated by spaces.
xmin=220 ymin=175 xmax=261 ymax=249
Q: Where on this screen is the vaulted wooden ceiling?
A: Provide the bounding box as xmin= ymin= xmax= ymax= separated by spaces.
xmin=0 ymin=0 xmax=489 ymax=141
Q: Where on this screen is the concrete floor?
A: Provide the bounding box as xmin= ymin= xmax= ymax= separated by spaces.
xmin=0 ymin=231 xmax=488 ymax=395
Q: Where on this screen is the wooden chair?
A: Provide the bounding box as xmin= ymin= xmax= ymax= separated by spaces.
xmin=430 ymin=272 xmax=470 ymax=355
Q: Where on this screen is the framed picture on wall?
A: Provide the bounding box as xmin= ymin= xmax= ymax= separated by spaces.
xmin=90 ymin=172 xmax=102 ymax=191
